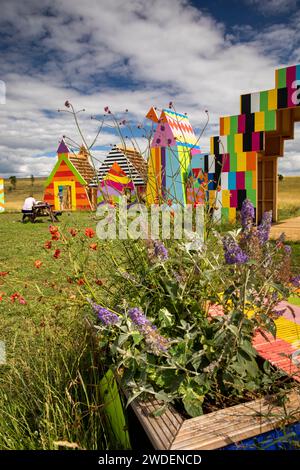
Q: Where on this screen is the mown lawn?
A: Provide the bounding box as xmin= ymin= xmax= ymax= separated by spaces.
xmin=278 ymin=176 xmax=300 ymax=221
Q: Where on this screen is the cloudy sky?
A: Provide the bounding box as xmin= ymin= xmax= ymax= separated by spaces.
xmin=0 ymin=0 xmax=300 ymax=178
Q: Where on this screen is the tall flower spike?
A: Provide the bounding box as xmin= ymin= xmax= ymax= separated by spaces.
xmin=257 ymin=211 xmax=272 ymax=245
xmin=241 ymin=199 xmax=254 ymax=232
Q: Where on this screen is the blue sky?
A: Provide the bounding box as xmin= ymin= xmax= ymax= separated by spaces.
xmin=0 ymin=0 xmax=299 ymax=177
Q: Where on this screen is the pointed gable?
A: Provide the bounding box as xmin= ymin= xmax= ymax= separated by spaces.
xmin=90 ymin=146 xmax=147 ymax=187
xmin=57 ymin=139 xmax=70 ymax=155
xmin=149 ymin=109 xmax=200 ymax=149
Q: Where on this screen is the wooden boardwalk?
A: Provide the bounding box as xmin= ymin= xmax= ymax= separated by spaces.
xmin=270 ymin=216 xmax=300 ymax=241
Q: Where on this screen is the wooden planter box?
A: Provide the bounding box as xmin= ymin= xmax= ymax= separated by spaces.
xmin=130 ymin=389 xmax=300 ymax=450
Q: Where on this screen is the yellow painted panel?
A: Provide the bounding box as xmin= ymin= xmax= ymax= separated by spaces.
xmin=268 ymin=89 xmax=277 ymax=110
xmin=274 ymin=317 xmax=300 ymax=345
xmin=223 ymin=116 xmax=230 ymax=135
xmin=254 ymin=111 xmax=265 ymax=132
xmin=146 ymin=147 xmax=159 ymax=205
xmin=222 ymin=189 xmax=230 ymax=208
xmin=210 ymin=137 xmax=214 ymax=154
xmin=234 ymin=134 xmax=243 ymax=153
xmin=228 ymin=207 xmax=236 ymax=222
xmin=237 ymin=153 xmax=247 ymax=171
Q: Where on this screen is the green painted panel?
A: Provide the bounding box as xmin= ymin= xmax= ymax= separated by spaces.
xmin=230 ymin=115 xmax=238 ymax=134
xmin=260 ymin=91 xmax=268 ymax=112
xmin=245 ymin=171 xmax=253 ymax=190
xmin=277 ymin=68 xmax=286 ymax=88
xmin=221 ymin=207 xmax=229 ymax=222
xmin=99 ymin=369 xmax=131 ymax=449
xmin=264 ymin=110 xmax=276 ymax=131
xmin=246 ymin=188 xmax=257 ymax=207
xmin=229 ymin=153 xmax=237 ymax=172
xmin=227 ymin=135 xmax=235 ymax=155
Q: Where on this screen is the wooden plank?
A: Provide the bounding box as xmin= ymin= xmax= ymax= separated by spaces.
xmin=171 ymin=390 xmax=300 ymax=450
xmin=130 ymin=398 xmax=184 ymax=450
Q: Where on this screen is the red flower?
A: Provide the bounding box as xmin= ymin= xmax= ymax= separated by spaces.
xmin=95 ymin=279 xmax=103 ymax=286
xmin=89 ymin=243 xmax=97 ymax=250
xmin=0 ymin=271 xmax=9 ymax=277
xmin=0 ymin=293 xmax=4 ymax=301
xmin=69 ymin=228 xmax=78 ymax=237
xmin=85 ymin=228 xmax=95 ymax=238
xmin=77 ymin=278 xmax=85 ymax=286
xmin=44 ymin=241 xmax=52 ymax=249
xmin=167 ymin=199 xmax=173 ymax=207
xmin=53 ymin=249 xmax=61 ymax=259
xmin=34 ymin=260 xmax=43 ymax=269
xmin=49 ymin=225 xmax=59 ymax=234
xmin=10 ymin=292 xmax=26 ymax=304
xmin=52 ymin=232 xmax=60 ymax=241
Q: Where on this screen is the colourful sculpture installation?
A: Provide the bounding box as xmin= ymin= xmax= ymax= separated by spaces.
xmin=210 ymin=64 xmax=300 ymax=222
xmin=146 ymin=108 xmax=202 ymax=205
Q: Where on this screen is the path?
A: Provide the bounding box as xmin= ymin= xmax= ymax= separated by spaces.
xmin=270 ymin=216 xmax=300 ymax=241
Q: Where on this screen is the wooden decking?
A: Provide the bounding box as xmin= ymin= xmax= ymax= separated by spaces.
xmin=270 ymin=216 xmax=300 ymax=241
xmin=131 ymin=390 xmax=300 ymax=450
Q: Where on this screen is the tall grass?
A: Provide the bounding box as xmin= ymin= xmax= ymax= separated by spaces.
xmin=0 ymin=321 xmax=118 ymax=449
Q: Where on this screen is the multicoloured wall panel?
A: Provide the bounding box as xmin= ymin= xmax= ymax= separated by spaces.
xmin=146 ymin=108 xmax=201 ymax=205
xmin=0 ymin=178 xmax=4 ymax=212
xmin=210 ymin=63 xmax=300 ymax=222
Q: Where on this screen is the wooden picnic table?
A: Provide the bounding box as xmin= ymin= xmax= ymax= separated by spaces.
xmin=22 ymin=203 xmax=62 ymax=223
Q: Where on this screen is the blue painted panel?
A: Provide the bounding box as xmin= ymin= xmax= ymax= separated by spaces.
xmin=222 ymin=422 xmax=300 ymax=450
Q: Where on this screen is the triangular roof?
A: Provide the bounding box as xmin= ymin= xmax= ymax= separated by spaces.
xmin=90 ymin=146 xmax=147 ymax=187
xmin=149 ymin=108 xmax=200 ymax=149
xmin=45 ymin=155 xmax=87 ymax=186
xmin=57 ymin=139 xmax=70 ymax=154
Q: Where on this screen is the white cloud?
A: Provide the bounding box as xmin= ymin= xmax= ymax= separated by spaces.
xmin=0 ymin=0 xmax=299 ymax=178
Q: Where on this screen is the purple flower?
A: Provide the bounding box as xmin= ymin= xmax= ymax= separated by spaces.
xmin=128 ymin=307 xmax=150 ymax=327
xmin=223 ymin=236 xmax=248 ymax=265
xmin=241 ymin=199 xmax=254 ymax=232
xmin=91 ymin=303 xmax=119 ymax=325
xmin=128 ymin=307 xmax=168 ymax=354
xmin=291 ymin=275 xmax=300 ymax=287
xmin=284 ymin=245 xmax=292 ymax=255
xmin=154 ymin=241 xmax=168 ymax=261
xmin=257 ymin=211 xmax=272 ymax=244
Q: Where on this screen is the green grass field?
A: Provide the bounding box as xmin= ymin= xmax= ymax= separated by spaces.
xmin=3 ymin=175 xmax=300 ymax=219
xmin=278 ymin=176 xmax=300 ymax=220
xmin=0 ymin=176 xmax=299 ymax=449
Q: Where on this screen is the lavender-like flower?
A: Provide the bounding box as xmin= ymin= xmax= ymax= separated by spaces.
xmin=257 ymin=211 xmax=272 ymax=245
xmin=128 ymin=307 xmax=168 ymax=355
xmin=291 ymin=275 xmax=300 ymax=287
xmin=223 ymin=236 xmax=248 ymax=265
xmin=241 ymin=199 xmax=254 ymax=232
xmin=91 ymin=303 xmax=119 ymax=325
xmin=153 ymin=240 xmax=168 ymax=261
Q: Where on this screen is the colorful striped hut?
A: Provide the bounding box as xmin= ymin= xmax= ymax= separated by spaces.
xmin=44 ymin=140 xmax=96 ymax=211
xmin=145 ymin=107 xmax=201 ymax=206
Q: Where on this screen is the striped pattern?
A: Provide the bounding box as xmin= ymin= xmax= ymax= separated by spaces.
xmin=209 ymin=63 xmax=300 ymax=222
xmin=90 ymin=147 xmax=147 ymax=188
xmin=0 ymin=178 xmax=4 ymax=212
xmin=97 ymin=162 xmax=135 ymax=205
xmin=44 ymin=141 xmax=93 ymax=211
xmin=253 ymin=302 xmax=300 ymax=382
xmin=146 ymin=109 xmax=200 ymax=205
